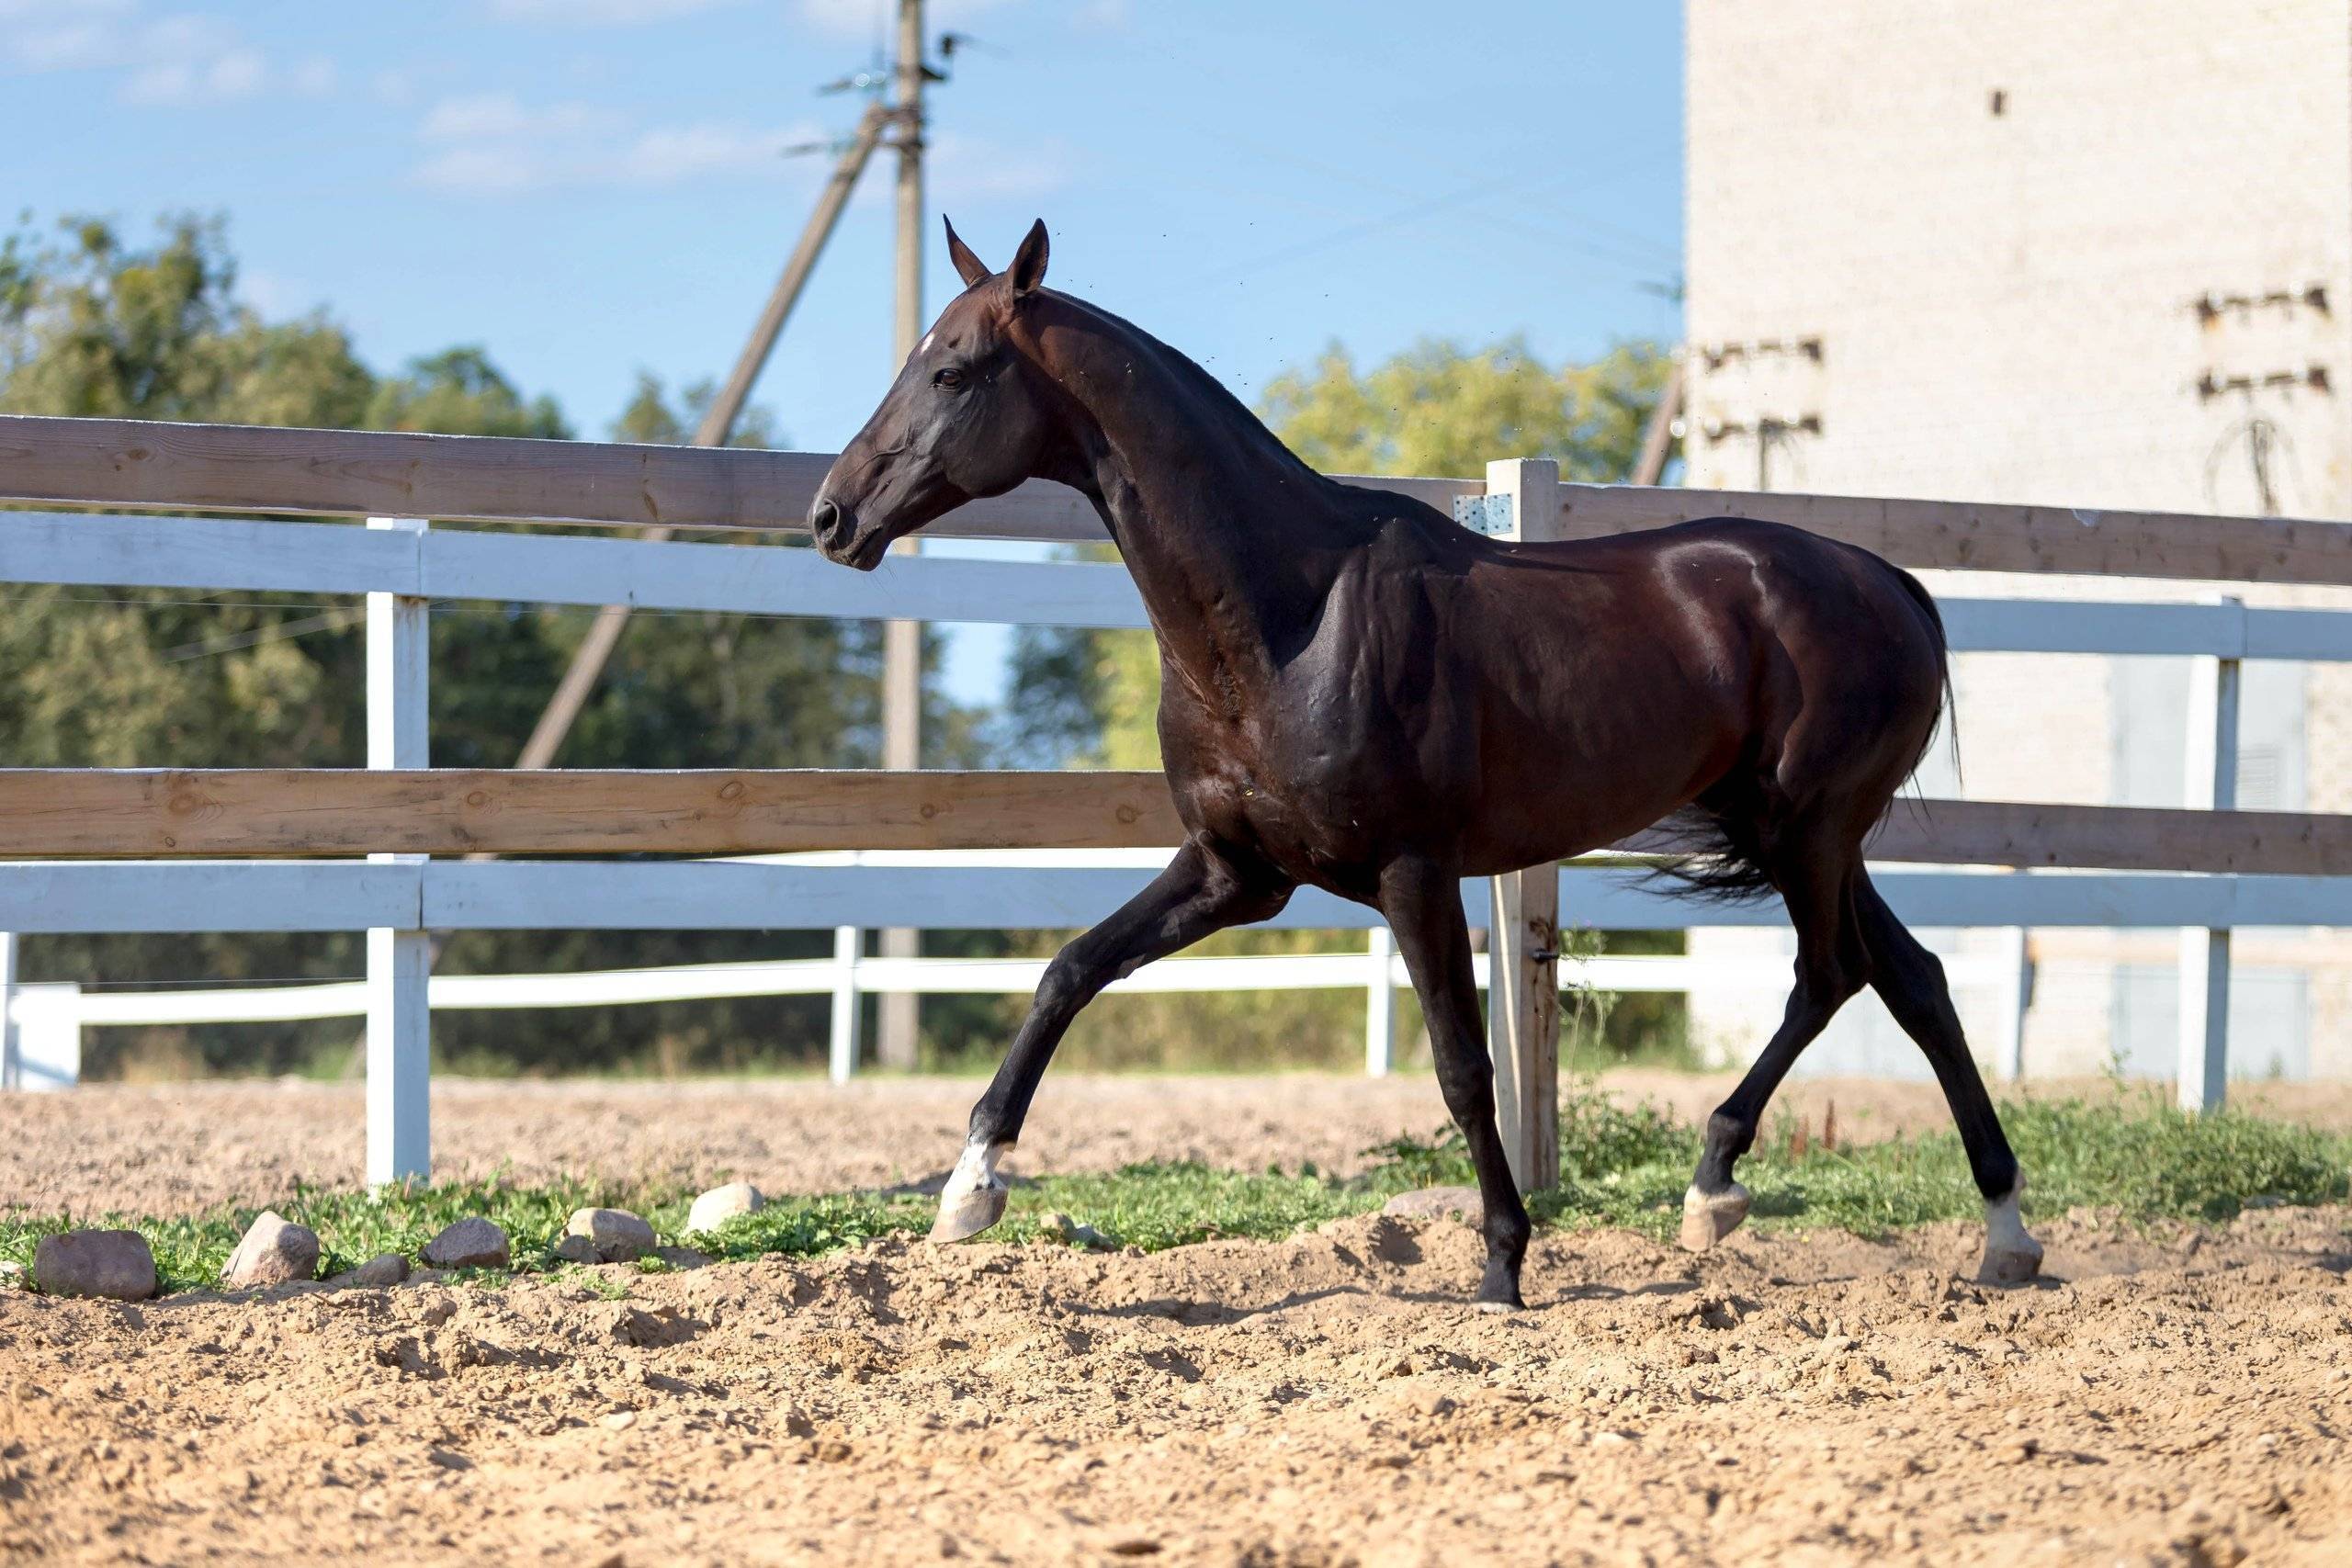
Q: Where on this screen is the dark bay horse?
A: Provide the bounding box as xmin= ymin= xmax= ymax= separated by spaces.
xmin=812 ymin=219 xmax=2042 ymax=1308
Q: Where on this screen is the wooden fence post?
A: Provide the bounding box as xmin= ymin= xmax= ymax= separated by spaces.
xmin=829 ymin=925 xmax=863 ymax=1083
xmin=366 ymin=517 xmax=431 ymax=1185
xmin=1478 ymin=458 xmax=1563 ymax=1192
xmin=1364 ymin=925 xmax=1396 ymax=1077
xmin=1993 ymin=925 xmax=2031 ymax=1082
xmin=2177 ymin=595 xmax=2243 ymax=1112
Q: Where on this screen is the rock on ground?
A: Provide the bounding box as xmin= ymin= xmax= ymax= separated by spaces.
xmin=1382 ymin=1186 xmax=1483 ymax=1223
xmin=420 ymin=1217 xmax=510 ymax=1270
xmin=220 ymin=1211 xmax=320 ymax=1289
xmin=563 ymin=1208 xmax=657 ymax=1263
xmin=685 ymin=1181 xmax=764 ymax=1235
xmin=332 ymin=1253 xmax=410 ymax=1289
xmin=31 ymin=1229 xmax=157 ymax=1300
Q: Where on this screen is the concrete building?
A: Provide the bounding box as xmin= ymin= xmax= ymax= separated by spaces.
xmin=1679 ymin=0 xmax=2352 ymax=1085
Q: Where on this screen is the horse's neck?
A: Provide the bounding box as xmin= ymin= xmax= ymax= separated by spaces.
xmin=1035 ymin=305 xmax=1357 ymax=684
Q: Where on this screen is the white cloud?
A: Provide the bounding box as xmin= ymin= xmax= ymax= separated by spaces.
xmin=121 ymin=45 xmax=264 ymax=107
xmin=490 ymin=0 xmax=742 ymax=22
xmin=288 ymin=56 xmax=336 ymax=96
xmin=1 ymin=3 xmax=336 ymax=109
xmin=420 ymin=92 xmax=609 ymax=143
xmin=409 ymin=91 xmax=820 ymax=196
xmin=613 ymin=121 xmax=808 ymax=183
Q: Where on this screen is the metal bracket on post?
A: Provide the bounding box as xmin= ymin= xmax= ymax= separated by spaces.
xmin=1481 ymin=458 xmax=1563 ymax=1192
xmin=367 ymin=517 xmax=431 ymax=1186
xmin=2177 ymin=594 xmax=2243 ymax=1113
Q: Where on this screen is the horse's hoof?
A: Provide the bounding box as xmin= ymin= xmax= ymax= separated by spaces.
xmin=1679 ymin=1183 xmax=1751 ymax=1253
xmin=1977 ymin=1182 xmax=2043 ymax=1284
xmin=928 ymin=1183 xmax=1009 ymax=1244
xmin=1473 ymin=1297 xmax=1522 ymax=1314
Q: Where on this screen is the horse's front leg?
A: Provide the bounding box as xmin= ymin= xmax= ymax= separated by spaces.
xmin=1381 ymin=856 xmax=1532 ymax=1309
xmin=931 ymin=837 xmax=1295 ymax=1242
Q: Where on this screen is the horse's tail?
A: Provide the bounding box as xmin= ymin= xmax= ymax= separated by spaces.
xmin=1637 ymin=800 xmax=1781 ymax=905
xmin=1641 ymin=558 xmax=1953 ymax=907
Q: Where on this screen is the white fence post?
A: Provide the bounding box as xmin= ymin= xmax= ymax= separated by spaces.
xmin=2177 ymin=595 xmax=2243 ymax=1113
xmin=8 ymin=984 xmax=82 ymax=1090
xmin=1364 ymin=925 xmax=1396 ymax=1077
xmin=367 ymin=516 xmax=431 ymax=1185
xmin=0 ymin=929 xmax=16 ymax=1089
xmin=1472 ymin=458 xmax=1564 ymax=1192
xmin=829 ymin=925 xmax=863 ymax=1083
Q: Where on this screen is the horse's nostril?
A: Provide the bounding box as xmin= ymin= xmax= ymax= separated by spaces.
xmin=810 ymin=498 xmax=843 ymax=545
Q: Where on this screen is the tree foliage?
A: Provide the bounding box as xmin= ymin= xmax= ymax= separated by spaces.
xmin=0 ymin=214 xmax=989 ymax=1077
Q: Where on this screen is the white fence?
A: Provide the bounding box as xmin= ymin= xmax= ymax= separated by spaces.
xmin=3 ymin=493 xmax=2349 ymax=1176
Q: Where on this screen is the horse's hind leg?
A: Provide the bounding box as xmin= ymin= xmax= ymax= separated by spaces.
xmin=1852 ymin=873 xmax=2041 ymax=1283
xmin=1682 ymin=824 xmax=1869 ymax=1252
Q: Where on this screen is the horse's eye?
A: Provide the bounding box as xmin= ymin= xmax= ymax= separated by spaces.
xmin=933 ymin=367 xmax=966 ymax=389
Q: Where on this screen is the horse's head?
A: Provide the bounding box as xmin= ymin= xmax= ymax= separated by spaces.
xmin=810 ymin=218 xmax=1058 ymax=570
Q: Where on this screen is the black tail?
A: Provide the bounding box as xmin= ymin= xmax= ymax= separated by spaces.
xmin=1639 ymin=795 xmax=1780 ymax=905
xmin=1642 ymin=561 xmax=1954 ymax=907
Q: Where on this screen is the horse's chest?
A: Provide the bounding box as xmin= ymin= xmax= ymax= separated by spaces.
xmin=1165 ymin=710 xmax=1384 ymax=876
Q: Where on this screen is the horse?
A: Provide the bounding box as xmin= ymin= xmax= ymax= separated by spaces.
xmin=810 ymin=218 xmax=2043 ymax=1308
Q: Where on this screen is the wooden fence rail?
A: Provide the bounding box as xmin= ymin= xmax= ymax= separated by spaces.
xmin=0 ymin=769 xmax=2347 ymax=876
xmin=6 ymin=415 xmax=2349 ymax=582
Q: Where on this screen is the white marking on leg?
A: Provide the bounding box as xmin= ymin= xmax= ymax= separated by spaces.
xmin=1985 ymin=1185 xmax=2033 ymax=1254
xmin=1978 ymin=1176 xmax=2044 ymax=1283
xmin=940 ymin=1138 xmax=1006 ymax=1206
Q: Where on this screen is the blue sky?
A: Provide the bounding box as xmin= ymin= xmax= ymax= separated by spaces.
xmin=6 ymin=0 xmax=1684 ymax=703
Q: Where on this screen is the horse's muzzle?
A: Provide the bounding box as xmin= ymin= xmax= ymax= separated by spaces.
xmin=809 ymin=496 xmax=854 ymax=558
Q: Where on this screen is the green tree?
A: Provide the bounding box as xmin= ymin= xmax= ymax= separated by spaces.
xmin=0 ymin=216 xmax=919 ymax=1077
xmin=367 ymin=345 xmax=569 ymax=438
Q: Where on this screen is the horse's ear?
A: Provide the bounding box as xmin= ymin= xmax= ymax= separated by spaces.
xmin=1007 ymin=219 xmax=1049 ymax=297
xmin=944 ymin=216 xmax=991 ymax=288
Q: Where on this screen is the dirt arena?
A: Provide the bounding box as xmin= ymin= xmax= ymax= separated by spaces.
xmin=6 ymin=1074 xmax=2352 ymax=1563
xmin=12 ymin=1070 xmax=2352 ymax=1220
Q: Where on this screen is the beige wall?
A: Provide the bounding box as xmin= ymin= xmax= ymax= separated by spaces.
xmin=1679 ymin=0 xmax=2352 ymax=1080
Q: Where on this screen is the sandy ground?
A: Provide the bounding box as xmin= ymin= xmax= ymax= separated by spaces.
xmin=4 ymin=1204 xmax=2348 ymax=1564
xmin=10 ymin=1071 xmax=2352 ymax=1220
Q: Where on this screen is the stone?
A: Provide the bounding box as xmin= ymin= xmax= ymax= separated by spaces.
xmin=0 ymin=1260 xmax=25 ymax=1289
xmin=550 ymin=1235 xmax=601 ymax=1265
xmin=334 ymin=1254 xmax=410 ymax=1290
xmin=565 ymin=1208 xmax=658 ymax=1264
xmin=1382 ymin=1186 xmax=1482 ymax=1224
xmin=684 ymin=1182 xmax=764 ymax=1235
xmin=420 ymin=1217 xmax=510 ymax=1271
xmin=32 ymin=1230 xmax=157 ymax=1300
xmin=220 ymin=1211 xmax=321 ymax=1290
xmin=1037 ymin=1212 xmax=1118 ymax=1250
xmin=651 ymin=1246 xmax=710 ymax=1270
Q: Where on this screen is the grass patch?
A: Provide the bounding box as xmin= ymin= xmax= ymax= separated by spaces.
xmin=5 ymin=1089 xmax=2346 ymax=1295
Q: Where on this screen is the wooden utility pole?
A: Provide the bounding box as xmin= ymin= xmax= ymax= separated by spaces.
xmin=875 ymin=0 xmax=929 ymax=1070
xmin=512 ymin=102 xmax=890 ymax=773
xmin=1631 ymin=356 xmax=1686 ymax=489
